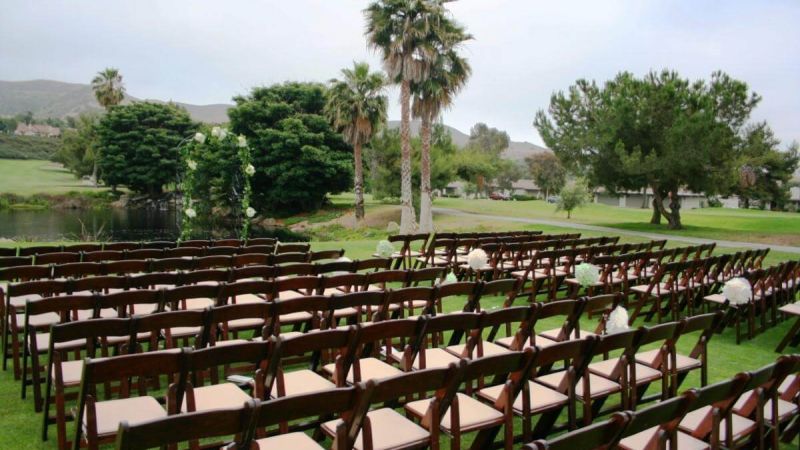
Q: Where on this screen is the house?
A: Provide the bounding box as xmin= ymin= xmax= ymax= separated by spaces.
xmin=14 ymin=123 xmax=61 ymax=138
xmin=593 ymin=187 xmax=709 ymax=210
xmin=790 ymin=186 xmax=800 ymax=206
xmin=441 ymin=179 xmax=544 ymax=198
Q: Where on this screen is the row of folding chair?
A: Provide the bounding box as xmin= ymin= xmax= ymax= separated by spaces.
xmin=106 ymin=310 xmax=731 ymax=450
xmin=704 ymin=259 xmax=800 ymax=344
xmin=0 ymin=237 xmax=286 ymax=258
xmin=528 ymin=355 xmax=800 ymax=450
xmin=0 ymin=243 xmax=320 ymax=269
xmin=2 ymin=258 xmax=396 ymax=380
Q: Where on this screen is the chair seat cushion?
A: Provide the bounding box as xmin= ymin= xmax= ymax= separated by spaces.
xmin=181 ymin=297 xmax=215 ymax=310
xmin=34 ymin=333 xmax=83 ymax=352
xmin=635 ymin=349 xmax=701 ymax=371
xmin=227 ymin=317 xmax=265 ymax=329
xmin=478 ymin=380 xmax=568 ymax=414
xmin=679 ymin=406 xmax=756 ymax=440
xmin=405 ymin=393 xmax=503 ymax=432
xmin=538 ymin=328 xmax=595 ymax=341
xmin=536 ymin=371 xmax=621 ymax=398
xmin=9 ymin=294 xmax=43 ymax=308
xmin=84 ymin=396 xmax=166 ymax=437
xmin=322 ymin=408 xmax=429 ymax=450
xmin=446 ymin=341 xmax=511 ymax=358
xmin=270 ymin=369 xmax=335 ymax=398
xmin=412 ymin=348 xmax=460 ymax=370
xmin=182 ymin=382 xmax=251 ymax=412
xmin=323 ymin=357 xmax=402 ymax=384
xmin=255 ymin=432 xmax=324 ymax=450
xmin=17 ymin=312 xmax=60 ymax=328
xmin=619 ymin=426 xmax=709 ymax=450
xmin=52 ymin=359 xmax=83 ymax=387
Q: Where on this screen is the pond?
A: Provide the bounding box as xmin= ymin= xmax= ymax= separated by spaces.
xmin=0 ymin=207 xmax=302 ymax=242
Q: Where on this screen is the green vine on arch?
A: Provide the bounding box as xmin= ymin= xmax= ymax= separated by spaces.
xmin=180 ymin=126 xmax=255 ymax=240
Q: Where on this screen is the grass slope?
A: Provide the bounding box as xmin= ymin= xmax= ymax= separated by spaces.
xmin=0 ymin=135 xmax=60 ymax=160
xmin=0 ymin=159 xmax=104 ymax=195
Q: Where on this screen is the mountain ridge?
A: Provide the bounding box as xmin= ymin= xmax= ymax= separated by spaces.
xmin=0 ymin=79 xmax=550 ymax=161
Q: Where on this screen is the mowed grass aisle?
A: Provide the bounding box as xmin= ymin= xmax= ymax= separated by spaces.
xmin=0 ymin=238 xmax=798 ymax=448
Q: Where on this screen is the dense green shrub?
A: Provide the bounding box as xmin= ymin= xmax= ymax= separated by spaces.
xmin=228 ymin=82 xmax=353 ymax=216
xmin=0 ymin=134 xmax=60 ymax=160
xmin=97 ymin=102 xmax=196 ymax=195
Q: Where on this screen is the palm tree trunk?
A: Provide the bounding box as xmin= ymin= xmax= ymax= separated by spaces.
xmin=399 ymin=80 xmax=416 ymax=234
xmin=353 ymin=142 xmax=365 ymax=224
xmin=418 ymin=112 xmax=433 ymax=233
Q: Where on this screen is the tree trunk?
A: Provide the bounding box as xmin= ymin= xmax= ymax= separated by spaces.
xmin=353 ymin=142 xmax=365 ymax=225
xmin=398 ymin=80 xmax=416 ymax=234
xmin=91 ymin=161 xmax=99 ymax=187
xmin=666 ymin=191 xmax=682 ymax=229
xmin=742 ymin=197 xmax=750 ymax=209
xmin=650 ymin=186 xmax=664 ymax=225
xmin=418 ymin=113 xmax=434 ymax=233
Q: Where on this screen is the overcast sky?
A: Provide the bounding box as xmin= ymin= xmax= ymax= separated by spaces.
xmin=1 ymin=0 xmax=798 ymax=147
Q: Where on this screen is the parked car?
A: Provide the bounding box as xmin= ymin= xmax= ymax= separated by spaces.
xmin=546 ymin=195 xmax=560 ymax=204
xmin=489 ymin=192 xmax=510 ymax=201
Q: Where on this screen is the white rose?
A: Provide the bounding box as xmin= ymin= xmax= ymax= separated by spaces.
xmin=211 ymin=126 xmax=222 ymax=138
xmin=575 ymin=263 xmax=600 ymax=287
xmin=185 ymin=208 xmax=197 ymax=218
xmin=193 ymin=132 xmax=206 ymax=144
xmin=238 ymin=135 xmax=248 ymax=148
xmin=245 ymin=207 xmax=256 ymax=218
xmin=245 ymin=164 xmax=256 ymax=176
xmin=723 ymin=277 xmax=752 ymax=305
xmin=606 ymin=306 xmax=630 ymax=334
xmin=467 ymin=248 xmax=488 ymax=271
xmin=218 ymin=128 xmax=228 ymax=140
xmin=186 ymin=159 xmax=197 ymax=171
xmin=376 ymin=240 xmax=394 ymax=258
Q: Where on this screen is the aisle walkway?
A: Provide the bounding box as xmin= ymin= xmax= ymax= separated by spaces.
xmin=433 ymin=207 xmax=800 ymax=255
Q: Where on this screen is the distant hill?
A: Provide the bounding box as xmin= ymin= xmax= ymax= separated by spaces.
xmin=386 ymin=120 xmax=549 ymax=162
xmin=0 ymin=79 xmax=230 ymax=123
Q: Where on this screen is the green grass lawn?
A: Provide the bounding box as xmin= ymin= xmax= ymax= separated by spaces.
xmin=433 ymin=197 xmax=800 ymax=247
xmin=0 ymin=159 xmax=106 ymax=196
xmin=0 ymin=238 xmax=797 ymax=448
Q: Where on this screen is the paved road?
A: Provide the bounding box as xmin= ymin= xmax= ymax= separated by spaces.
xmin=433 ymin=207 xmax=800 ymax=255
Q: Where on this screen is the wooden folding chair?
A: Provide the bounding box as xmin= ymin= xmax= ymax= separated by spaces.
xmin=41 ymin=318 xmax=133 ymax=449
xmin=676 ymin=372 xmax=751 ymax=449
xmin=116 ymin=399 xmax=256 ymax=450
xmin=73 ymin=349 xmax=188 ymax=450
xmin=524 ymin=412 xmax=631 ymax=450
xmin=615 ymin=391 xmax=699 ymax=450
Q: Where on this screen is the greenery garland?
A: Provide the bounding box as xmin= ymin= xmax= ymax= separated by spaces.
xmin=179 ymin=127 xmax=255 ymax=240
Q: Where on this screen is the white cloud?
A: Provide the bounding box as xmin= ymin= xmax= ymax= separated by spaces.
xmin=1 ymin=0 xmax=798 ymax=146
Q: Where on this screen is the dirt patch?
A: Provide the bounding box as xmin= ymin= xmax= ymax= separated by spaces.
xmin=311 ymin=205 xmax=401 ymax=230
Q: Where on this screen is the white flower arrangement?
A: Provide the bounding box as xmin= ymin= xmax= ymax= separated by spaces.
xmin=184 ymin=208 xmax=197 ymax=218
xmin=245 ymin=164 xmax=256 ymax=176
xmin=193 ymin=132 xmax=206 ymax=144
xmin=238 ymin=135 xmax=248 ymax=148
xmin=575 ymin=263 xmax=600 ymax=287
xmin=467 ymin=248 xmax=488 ymax=271
xmin=245 ymin=207 xmax=256 ymax=218
xmin=211 ymin=126 xmax=227 ymax=140
xmin=376 ymin=240 xmax=395 ymax=258
xmin=606 ymin=306 xmax=630 ymax=334
xmin=722 ymin=277 xmax=752 ymax=305
xmin=186 ymin=159 xmax=197 ymax=171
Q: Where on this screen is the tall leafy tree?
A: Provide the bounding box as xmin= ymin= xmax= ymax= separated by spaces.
xmin=736 ymin=123 xmax=799 ymax=209
xmin=526 ymin=152 xmax=566 ymax=199
xmin=465 ymin=122 xmax=510 ymax=157
xmin=412 ymin=18 xmax=471 ymax=233
xmin=90 ymin=67 xmax=126 ymax=185
xmin=97 ymin=102 xmax=194 ymax=196
xmin=325 ymin=62 xmax=388 ymax=224
xmin=57 ymin=113 xmax=100 ymax=178
xmin=365 ymin=0 xmax=446 ymax=234
xmin=535 ymin=70 xmax=760 ymax=229
xmin=228 ymin=82 xmax=353 ymax=215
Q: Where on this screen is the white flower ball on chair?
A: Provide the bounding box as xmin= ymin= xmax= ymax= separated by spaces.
xmin=376 ymin=240 xmax=394 ymax=258
xmin=467 ymin=248 xmax=488 ymax=271
xmin=606 ymin=306 xmax=630 ymax=334
xmin=575 ymin=263 xmax=600 ymax=287
xmin=723 ymin=277 xmax=752 ymax=305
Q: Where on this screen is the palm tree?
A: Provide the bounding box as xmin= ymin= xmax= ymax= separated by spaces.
xmin=413 ymin=20 xmax=471 ymax=233
xmin=326 ymin=62 xmax=388 ymax=224
xmin=365 ymin=0 xmax=445 ymax=234
xmin=90 ymin=68 xmax=126 ymax=185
